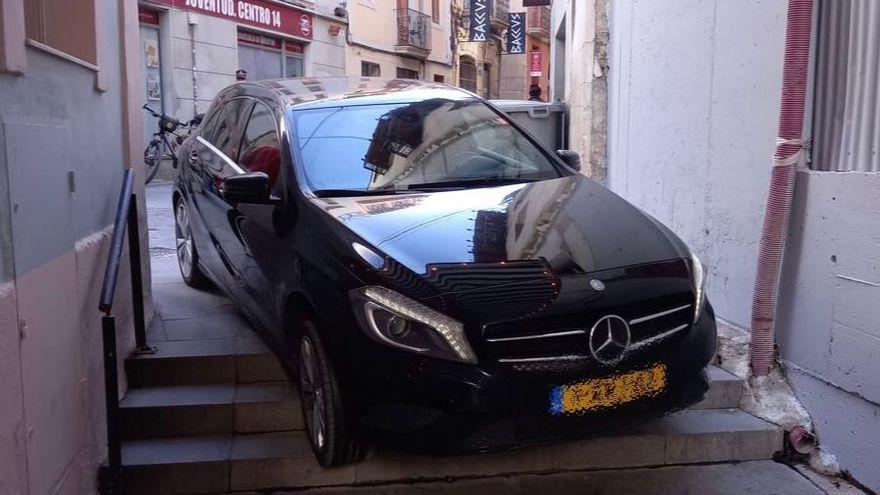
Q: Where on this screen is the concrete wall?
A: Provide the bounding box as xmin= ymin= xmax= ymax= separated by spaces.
xmin=778 ymin=170 xmax=880 ymax=489
xmin=605 ymin=0 xmax=880 ymax=489
xmin=0 ymin=1 xmax=140 ymax=491
xmin=549 ymin=0 xmax=607 ymax=178
xmin=607 ymin=0 xmax=786 ymax=323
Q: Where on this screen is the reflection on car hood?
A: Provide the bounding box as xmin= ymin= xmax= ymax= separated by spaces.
xmin=310 ymin=176 xmax=689 ymax=287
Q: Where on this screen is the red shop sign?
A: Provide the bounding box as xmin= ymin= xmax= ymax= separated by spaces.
xmin=145 ymin=0 xmax=313 ymax=39
xmin=284 ymin=41 xmax=304 ymax=53
xmin=238 ymin=30 xmax=282 ymax=49
xmin=139 ymin=6 xmax=161 ymax=25
xmin=529 ymin=50 xmax=543 ymax=77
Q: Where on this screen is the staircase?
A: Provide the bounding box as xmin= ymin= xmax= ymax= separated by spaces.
xmin=119 ymin=333 xmax=781 ymax=492
xmin=120 ymin=256 xmax=783 ymax=493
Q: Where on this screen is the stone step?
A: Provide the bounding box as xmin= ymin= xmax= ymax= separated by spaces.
xmin=120 ymin=382 xmax=302 ymax=439
xmin=285 ymin=461 xmax=826 ymax=495
xmin=121 ymin=408 xmax=781 ymax=494
xmin=693 ymin=365 xmax=743 ymax=410
xmin=118 ymin=364 xmax=740 ymax=440
xmin=125 ymin=337 xmax=286 ymax=387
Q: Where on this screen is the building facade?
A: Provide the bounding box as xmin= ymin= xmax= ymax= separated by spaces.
xmin=584 ymin=0 xmax=878 ymax=490
xmin=346 ymin=0 xmax=454 ymax=83
xmin=452 ymin=0 xmax=506 ymax=98
xmin=0 ymin=0 xmax=145 ymax=493
xmin=135 ymin=0 xmax=348 ymax=145
xmin=498 ymin=0 xmax=550 ymax=101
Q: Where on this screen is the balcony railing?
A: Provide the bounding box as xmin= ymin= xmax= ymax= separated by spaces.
xmin=396 ymin=9 xmax=431 ymax=55
xmin=491 ymin=0 xmax=509 ymax=27
xmin=527 ymin=6 xmax=550 ymax=41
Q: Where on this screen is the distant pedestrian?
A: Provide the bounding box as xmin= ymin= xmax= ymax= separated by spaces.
xmin=528 ymin=84 xmax=543 ymax=101
xmin=236 ymin=69 xmax=247 ymax=82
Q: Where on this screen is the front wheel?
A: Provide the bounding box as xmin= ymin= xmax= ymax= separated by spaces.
xmin=144 ymin=135 xmax=176 ymax=184
xmin=297 ymin=320 xmax=364 ymax=467
xmin=174 ymin=199 xmax=210 ymax=288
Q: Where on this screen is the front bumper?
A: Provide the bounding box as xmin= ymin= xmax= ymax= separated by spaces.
xmin=350 ymin=302 xmax=717 ymax=452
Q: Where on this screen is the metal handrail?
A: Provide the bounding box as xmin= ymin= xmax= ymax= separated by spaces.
xmin=97 ymin=168 xmax=155 ymax=495
xmin=99 ymin=169 xmax=135 ymax=313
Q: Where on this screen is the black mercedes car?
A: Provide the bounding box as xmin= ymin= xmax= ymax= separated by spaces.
xmin=172 ymin=77 xmax=716 ymax=467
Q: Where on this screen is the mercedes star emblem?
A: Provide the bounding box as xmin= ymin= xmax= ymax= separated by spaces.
xmin=588 ymin=315 xmax=631 ymax=364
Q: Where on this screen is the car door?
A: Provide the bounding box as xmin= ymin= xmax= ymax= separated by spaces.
xmin=190 ymin=97 xmax=255 ymax=298
xmin=179 ymin=103 xmax=227 ymax=286
xmin=228 ymin=100 xmax=289 ymax=333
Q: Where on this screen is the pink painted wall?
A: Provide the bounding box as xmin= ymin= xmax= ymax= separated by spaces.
xmin=0 ymin=232 xmax=136 ymax=494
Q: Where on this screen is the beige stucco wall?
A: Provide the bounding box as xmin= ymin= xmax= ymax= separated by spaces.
xmin=346 ymin=0 xmax=453 ymax=80
xmin=455 ymin=38 xmax=502 ymax=98
xmin=0 ymin=229 xmax=137 ymax=495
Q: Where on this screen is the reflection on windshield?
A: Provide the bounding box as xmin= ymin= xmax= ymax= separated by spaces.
xmin=290 ymin=99 xmax=564 ymax=194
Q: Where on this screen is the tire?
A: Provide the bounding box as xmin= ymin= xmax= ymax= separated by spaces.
xmin=174 ymin=198 xmax=211 ymax=289
xmin=144 ymin=139 xmax=162 ymax=184
xmin=297 ymin=320 xmax=364 ymax=467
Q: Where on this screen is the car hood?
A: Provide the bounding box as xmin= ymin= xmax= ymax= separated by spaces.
xmin=310 ymin=175 xmax=689 ymax=287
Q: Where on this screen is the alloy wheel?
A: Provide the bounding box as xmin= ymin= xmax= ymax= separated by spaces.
xmin=299 ymin=336 xmax=327 ymax=452
xmin=175 ymin=201 xmax=194 ymax=280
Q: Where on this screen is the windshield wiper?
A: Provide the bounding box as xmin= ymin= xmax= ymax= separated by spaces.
xmin=312 ymin=188 xmax=422 ymax=198
xmin=406 ymin=177 xmax=539 ymax=190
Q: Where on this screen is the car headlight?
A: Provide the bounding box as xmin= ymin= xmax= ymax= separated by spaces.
xmin=350 ymin=286 xmax=477 ymax=364
xmin=689 ymin=252 xmax=707 ymax=324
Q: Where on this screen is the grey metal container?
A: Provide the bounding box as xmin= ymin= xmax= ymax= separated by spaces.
xmin=490 ymin=100 xmax=566 ymax=151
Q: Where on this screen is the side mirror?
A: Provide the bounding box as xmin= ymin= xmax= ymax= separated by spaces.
xmin=221 ymin=172 xmax=274 ymax=204
xmin=556 ymin=150 xmax=581 ymax=171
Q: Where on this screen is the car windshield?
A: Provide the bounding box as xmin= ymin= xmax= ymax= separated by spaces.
xmin=289 ymin=99 xmax=565 ymax=195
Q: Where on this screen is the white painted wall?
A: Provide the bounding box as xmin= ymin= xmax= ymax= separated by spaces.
xmin=607 ymin=0 xmax=786 ymax=326
xmin=606 ymin=1 xmax=880 ymax=489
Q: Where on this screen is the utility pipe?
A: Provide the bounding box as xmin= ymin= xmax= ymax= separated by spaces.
xmin=749 ymin=0 xmax=814 ymax=376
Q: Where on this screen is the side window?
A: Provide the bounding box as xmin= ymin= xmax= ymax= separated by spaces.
xmin=208 ymin=98 xmax=253 ymax=160
xmin=200 ymin=107 xmax=222 ymax=140
xmin=239 ymin=102 xmax=282 ymax=189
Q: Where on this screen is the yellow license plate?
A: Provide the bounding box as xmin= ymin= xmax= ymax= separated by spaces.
xmin=549 ymin=364 xmax=667 ymax=415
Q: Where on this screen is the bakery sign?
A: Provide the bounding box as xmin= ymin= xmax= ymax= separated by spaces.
xmin=148 ymin=0 xmax=313 ymax=39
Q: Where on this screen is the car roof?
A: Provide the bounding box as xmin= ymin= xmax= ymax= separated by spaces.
xmin=243 ymin=76 xmax=478 ymax=111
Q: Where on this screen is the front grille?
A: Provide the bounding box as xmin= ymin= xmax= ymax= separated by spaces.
xmin=480 ymin=300 xmax=693 ymax=370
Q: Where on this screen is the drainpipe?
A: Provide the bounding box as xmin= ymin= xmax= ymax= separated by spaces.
xmin=188 ymin=13 xmax=199 ymax=118
xmin=749 ymin=0 xmax=814 ymax=376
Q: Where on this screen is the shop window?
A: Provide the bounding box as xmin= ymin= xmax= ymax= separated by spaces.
xmin=433 ymin=74 xmax=445 ymax=83
xmin=238 ymin=31 xmax=304 ymax=81
xmin=459 ymin=58 xmax=477 ymax=92
xmin=362 ymin=61 xmax=381 ymax=77
xmin=396 ymin=67 xmax=419 ymax=79
xmin=284 ymin=41 xmax=305 ymax=78
xmin=25 ymin=0 xmax=98 ymax=65
xmin=240 ymin=102 xmax=282 ymax=189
